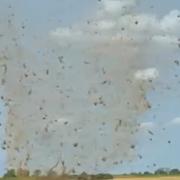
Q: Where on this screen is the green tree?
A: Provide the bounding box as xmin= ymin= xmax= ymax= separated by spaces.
xmin=169 ymin=169 xmax=180 ymax=175
xmin=33 ymin=169 xmax=41 ymax=176
xmin=16 ymin=168 xmax=30 ymax=177
xmin=4 ymin=169 xmax=16 ymax=177
xmin=155 ymin=168 xmax=169 ymax=175
xmin=47 ymin=170 xmax=57 ymax=176
xmin=144 ymin=171 xmax=152 ymax=176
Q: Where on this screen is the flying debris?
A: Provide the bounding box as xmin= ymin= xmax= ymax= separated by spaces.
xmin=58 ymin=56 xmax=64 ymax=64
xmin=148 ymin=130 xmax=154 ymax=135
xmin=174 ymin=60 xmax=179 ymax=66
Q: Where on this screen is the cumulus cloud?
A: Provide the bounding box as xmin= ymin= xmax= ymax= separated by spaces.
xmin=134 ymin=68 xmax=159 ymax=81
xmin=161 ymin=10 xmax=180 ymax=35
xmin=102 ymin=0 xmax=136 ymax=14
xmin=140 ymin=122 xmax=155 ymax=129
xmin=51 ymin=1 xmax=180 ymax=46
xmin=170 ymin=117 xmax=180 ymax=125
xmin=51 ymin=28 xmax=83 ymax=40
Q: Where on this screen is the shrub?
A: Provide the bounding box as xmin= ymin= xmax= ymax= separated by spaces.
xmin=16 ymin=168 xmax=30 ymax=177
xmin=33 ymin=169 xmax=41 ymax=176
xmin=47 ymin=170 xmax=57 ymax=176
xmin=169 ymin=169 xmax=180 ymax=175
xmin=154 ymin=168 xmax=169 ymax=175
xmin=4 ymin=169 xmax=16 ymax=177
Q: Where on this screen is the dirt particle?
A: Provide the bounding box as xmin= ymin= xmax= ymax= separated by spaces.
xmin=168 ymin=140 xmax=171 ymax=144
xmin=1 ymin=79 xmax=6 ymax=85
xmin=1 ymin=146 xmax=6 ymax=150
xmin=73 ymin=143 xmax=78 ymax=147
xmin=77 ymin=163 xmax=81 ymax=166
xmin=138 ymin=154 xmax=143 ymax=159
xmin=24 ymin=73 xmax=28 ymax=78
xmin=22 ymin=63 xmax=26 ymax=68
xmin=174 ymin=60 xmax=179 ymax=66
xmin=39 ymin=106 xmax=43 ymax=111
xmin=148 ymin=130 xmax=154 ymax=135
xmin=101 ymin=80 xmax=107 ymax=85
xmin=102 ymin=157 xmax=107 ymax=162
xmin=84 ymin=61 xmax=90 ymax=64
xmin=58 ymin=56 xmax=64 ymax=63
xmin=135 ymin=21 xmax=139 ymax=25
xmin=28 ymin=89 xmax=32 ymax=95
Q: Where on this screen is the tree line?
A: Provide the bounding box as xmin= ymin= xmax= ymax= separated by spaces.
xmin=3 ymin=169 xmax=113 ymax=179
xmin=123 ymin=168 xmax=180 ymax=176
xmin=3 ymin=168 xmax=180 ymax=178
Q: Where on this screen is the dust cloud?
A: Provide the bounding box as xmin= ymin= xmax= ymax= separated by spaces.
xmin=1 ymin=0 xmax=173 ymax=175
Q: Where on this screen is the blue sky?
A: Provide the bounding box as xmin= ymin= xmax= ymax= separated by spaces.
xmin=0 ymin=0 xmax=180 ymax=176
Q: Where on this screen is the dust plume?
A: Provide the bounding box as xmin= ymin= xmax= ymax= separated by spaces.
xmin=1 ymin=0 xmax=179 ymax=175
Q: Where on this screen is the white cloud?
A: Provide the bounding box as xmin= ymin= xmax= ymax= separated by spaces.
xmin=56 ymin=117 xmax=69 ymax=123
xmin=152 ymin=35 xmax=178 ymax=44
xmin=50 ymin=27 xmax=83 ymax=40
xmin=50 ymin=0 xmax=180 ymax=47
xmin=161 ymin=10 xmax=180 ymax=35
xmin=96 ymin=20 xmax=115 ymax=30
xmin=140 ymin=122 xmax=155 ymax=129
xmin=134 ymin=68 xmax=159 ymax=81
xmin=170 ymin=117 xmax=180 ymax=125
xmin=102 ymin=0 xmax=136 ymax=14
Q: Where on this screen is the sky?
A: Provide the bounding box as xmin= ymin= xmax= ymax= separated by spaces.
xmin=0 ymin=0 xmax=180 ymax=176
